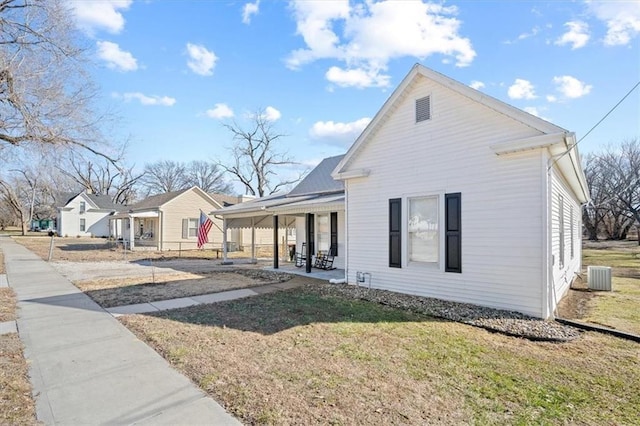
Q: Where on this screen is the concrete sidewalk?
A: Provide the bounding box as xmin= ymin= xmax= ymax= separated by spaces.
xmin=0 ymin=236 xmax=241 ymax=425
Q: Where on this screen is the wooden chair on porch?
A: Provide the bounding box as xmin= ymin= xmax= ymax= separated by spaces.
xmin=295 ymin=242 xmax=306 ymax=267
xmin=314 ymin=244 xmax=336 ymax=270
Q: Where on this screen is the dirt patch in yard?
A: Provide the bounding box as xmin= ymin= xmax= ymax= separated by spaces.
xmin=121 ymin=284 xmax=640 ymax=425
xmin=75 ymin=269 xmax=292 ymax=308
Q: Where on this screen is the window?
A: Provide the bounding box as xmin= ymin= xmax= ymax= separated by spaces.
xmin=79 ymin=201 xmax=86 ymax=214
xmin=316 ymin=214 xmax=329 ymax=253
xmin=408 ymin=196 xmax=439 ymax=263
xmin=80 ymin=219 xmax=86 ymax=232
xmin=558 ymin=195 xmax=565 ymax=268
xmin=416 ymin=95 xmax=431 ymax=122
xmin=182 ymin=218 xmax=199 ymax=239
xmin=570 ymin=206 xmax=574 ymax=259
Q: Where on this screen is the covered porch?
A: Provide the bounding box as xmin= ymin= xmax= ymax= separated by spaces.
xmin=109 ymin=210 xmax=160 ymax=250
xmin=214 ymin=192 xmax=346 ymax=277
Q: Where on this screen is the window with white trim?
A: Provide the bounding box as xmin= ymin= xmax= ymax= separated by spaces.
xmin=316 ymin=214 xmax=329 ymax=253
xmin=182 ymin=218 xmax=199 ymax=239
xmin=570 ymin=206 xmax=574 ymax=259
xmin=408 ymin=196 xmax=439 ymax=263
xmin=79 ymin=201 xmax=86 ymax=214
xmin=80 ymin=218 xmax=86 ymax=232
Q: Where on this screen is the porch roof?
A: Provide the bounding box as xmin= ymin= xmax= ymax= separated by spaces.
xmin=269 ymin=192 xmax=344 ymax=215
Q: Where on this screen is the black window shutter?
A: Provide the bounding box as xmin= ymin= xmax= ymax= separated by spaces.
xmin=445 ymin=193 xmax=461 ymax=273
xmin=330 ymin=212 xmax=338 ymax=256
xmin=389 ymin=198 xmax=402 ymax=268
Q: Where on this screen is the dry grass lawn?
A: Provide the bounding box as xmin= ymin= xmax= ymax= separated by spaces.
xmin=76 ymin=271 xmax=288 ymax=308
xmin=579 ymin=241 xmax=640 ymax=334
xmin=122 ymin=285 xmax=640 ymax=425
xmin=14 ymin=236 xmax=276 ymax=263
xmin=0 ymin=283 xmax=38 ymax=425
xmin=0 ymin=250 xmax=5 ymax=274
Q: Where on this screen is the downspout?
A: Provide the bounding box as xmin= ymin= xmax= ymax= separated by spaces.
xmin=158 ymin=209 xmax=163 ymax=251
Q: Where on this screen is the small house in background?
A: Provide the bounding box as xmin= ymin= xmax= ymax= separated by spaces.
xmin=110 ymin=186 xmax=268 ymax=252
xmin=57 ymin=191 xmax=127 ymax=237
xmin=332 ymin=64 xmax=589 ymax=319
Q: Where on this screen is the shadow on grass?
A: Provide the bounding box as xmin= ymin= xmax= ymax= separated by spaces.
xmin=141 ymin=287 xmax=442 ymax=335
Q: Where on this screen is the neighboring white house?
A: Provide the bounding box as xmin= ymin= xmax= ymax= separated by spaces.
xmin=332 ymin=64 xmax=589 ymax=319
xmin=57 ymin=192 xmax=126 ymax=237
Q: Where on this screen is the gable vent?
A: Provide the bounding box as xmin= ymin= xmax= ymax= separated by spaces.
xmin=416 ymin=95 xmax=431 ymax=123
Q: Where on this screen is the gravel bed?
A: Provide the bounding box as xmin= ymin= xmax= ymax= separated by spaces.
xmin=310 ymin=282 xmax=581 ymax=342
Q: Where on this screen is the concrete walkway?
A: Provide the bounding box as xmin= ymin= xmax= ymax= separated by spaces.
xmin=0 ymin=236 xmax=241 ymax=425
xmin=106 ymin=281 xmax=302 ymax=316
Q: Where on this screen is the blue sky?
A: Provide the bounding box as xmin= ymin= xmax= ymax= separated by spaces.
xmin=69 ymin=0 xmax=640 ymax=191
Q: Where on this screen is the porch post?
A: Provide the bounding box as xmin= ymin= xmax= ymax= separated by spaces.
xmin=251 ymin=218 xmax=256 ymax=263
xmin=129 ymin=216 xmax=135 ymax=251
xmin=273 ymin=215 xmax=279 ymax=269
xmin=221 ymin=218 xmax=232 ymax=265
xmin=305 ymin=213 xmax=314 ymax=273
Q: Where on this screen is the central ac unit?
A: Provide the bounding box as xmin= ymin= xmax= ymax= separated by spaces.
xmin=587 ymin=266 xmax=612 ymax=291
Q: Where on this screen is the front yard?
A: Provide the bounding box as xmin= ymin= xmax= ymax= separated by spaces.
xmin=122 ymin=285 xmax=640 ymax=425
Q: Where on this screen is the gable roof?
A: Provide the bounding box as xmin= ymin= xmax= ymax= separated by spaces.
xmin=57 ymin=191 xmax=127 ymax=211
xmin=333 ymin=63 xmax=588 ymax=203
xmin=287 ymin=154 xmax=345 ymax=197
xmin=128 ymin=189 xmax=189 ymax=210
xmin=129 ymin=186 xmax=221 ymax=211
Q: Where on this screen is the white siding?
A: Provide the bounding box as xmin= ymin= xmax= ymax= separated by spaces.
xmin=58 ymin=194 xmax=112 ymax=237
xmin=549 ymin=167 xmax=582 ymax=310
xmin=343 ymin=75 xmax=548 ymax=317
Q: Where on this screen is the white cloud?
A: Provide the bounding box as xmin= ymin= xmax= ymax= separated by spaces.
xmin=310 ymin=117 xmax=371 ymax=145
xmin=504 ymin=26 xmax=540 ymax=44
xmin=507 ymin=79 xmax=537 ymax=100
xmin=96 ymin=41 xmax=137 ymax=72
xmin=115 ymin=92 xmax=176 ymax=106
xmin=186 ymin=43 xmax=217 ymax=76
xmin=546 ymin=94 xmax=558 ymax=103
xmin=242 ymin=0 xmax=260 ymax=24
xmin=69 ymin=0 xmax=132 ymax=36
xmin=524 ymin=107 xmax=540 ymax=116
xmin=469 ymin=80 xmax=485 ymax=90
xmin=552 ymin=75 xmax=592 ymax=99
xmin=286 ymin=0 xmax=475 ymax=88
xmin=263 ymin=106 xmax=282 ymax=121
xmin=588 ymin=1 xmax=640 ymax=46
xmin=206 ymin=103 xmax=234 ymax=119
xmin=555 ymin=21 xmax=590 ymax=49
xmin=325 ymin=66 xmax=390 ymax=89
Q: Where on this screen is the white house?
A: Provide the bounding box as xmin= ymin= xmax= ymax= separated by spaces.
xmin=332 ymin=64 xmax=589 ymax=319
xmin=57 ymin=192 xmax=126 ymax=237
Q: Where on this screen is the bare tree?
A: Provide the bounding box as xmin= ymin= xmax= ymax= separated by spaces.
xmin=220 ymin=109 xmax=302 ymax=196
xmin=0 ymin=0 xmax=111 ymax=158
xmin=140 ymin=160 xmax=189 ymax=195
xmin=185 ymin=160 xmax=232 ymax=194
xmin=582 ymin=139 xmax=640 ymax=243
xmin=0 ymin=168 xmax=46 ymax=235
xmin=57 ymin=152 xmax=143 ymax=204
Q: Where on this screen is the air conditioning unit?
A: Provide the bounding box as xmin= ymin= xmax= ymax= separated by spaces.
xmin=587 ymin=266 xmax=612 ymax=291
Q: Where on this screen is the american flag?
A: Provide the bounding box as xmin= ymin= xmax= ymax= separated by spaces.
xmin=197 ymin=210 xmax=213 ymax=249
